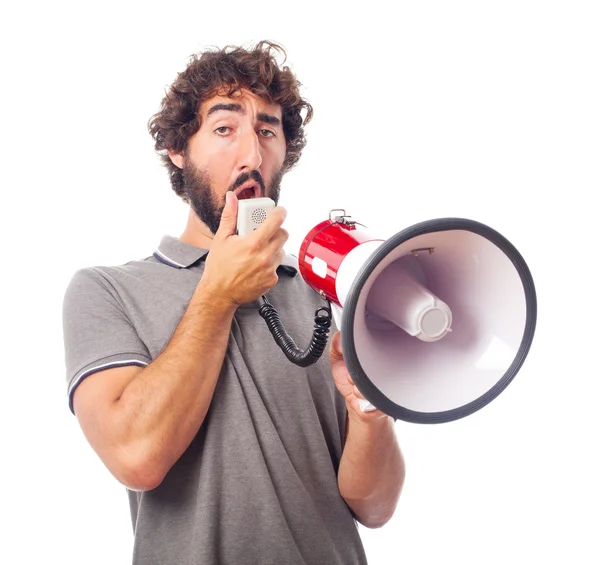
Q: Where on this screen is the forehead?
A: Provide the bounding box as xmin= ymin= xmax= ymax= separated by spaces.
xmin=200 ymin=88 xmax=282 ymax=120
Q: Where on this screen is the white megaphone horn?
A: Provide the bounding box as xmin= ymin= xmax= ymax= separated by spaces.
xmin=295 ymin=209 xmax=537 ymax=424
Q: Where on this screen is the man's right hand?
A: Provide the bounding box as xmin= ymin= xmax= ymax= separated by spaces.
xmin=201 ymin=191 xmax=289 ymax=307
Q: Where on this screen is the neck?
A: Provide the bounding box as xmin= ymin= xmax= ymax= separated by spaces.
xmin=179 ymin=208 xmax=215 ymax=249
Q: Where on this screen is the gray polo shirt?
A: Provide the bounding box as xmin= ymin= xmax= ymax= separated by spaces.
xmin=62 ymin=235 xmax=368 ymax=565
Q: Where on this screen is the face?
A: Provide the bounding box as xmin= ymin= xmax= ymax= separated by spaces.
xmin=170 ymin=89 xmax=287 ymax=235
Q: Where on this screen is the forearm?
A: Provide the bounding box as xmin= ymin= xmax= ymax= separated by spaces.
xmin=338 ymin=412 xmax=405 ymax=528
xmin=110 ymin=280 xmax=236 ymax=486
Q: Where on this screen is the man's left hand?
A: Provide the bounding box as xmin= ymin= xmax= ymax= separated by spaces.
xmin=329 ymin=331 xmax=388 ymax=422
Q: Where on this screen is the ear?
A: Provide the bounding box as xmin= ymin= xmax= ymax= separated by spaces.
xmin=168 ymin=150 xmax=184 ymax=169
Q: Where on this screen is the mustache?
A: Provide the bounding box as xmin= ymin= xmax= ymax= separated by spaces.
xmin=229 ymin=170 xmax=266 ymax=194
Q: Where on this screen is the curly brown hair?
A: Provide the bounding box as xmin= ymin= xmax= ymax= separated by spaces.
xmin=148 ymin=40 xmax=313 ymax=202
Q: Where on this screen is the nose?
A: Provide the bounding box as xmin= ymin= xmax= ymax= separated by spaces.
xmin=238 ymin=129 xmax=263 ymax=172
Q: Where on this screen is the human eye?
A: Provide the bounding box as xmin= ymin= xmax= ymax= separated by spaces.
xmin=259 ymin=129 xmax=275 ymax=138
xmin=214 ymin=126 xmax=232 ymax=136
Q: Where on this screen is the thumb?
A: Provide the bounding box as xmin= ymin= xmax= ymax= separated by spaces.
xmin=215 ymin=192 xmax=238 ymax=240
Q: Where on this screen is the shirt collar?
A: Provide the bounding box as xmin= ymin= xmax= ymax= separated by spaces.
xmin=153 ymin=235 xmax=298 ymax=276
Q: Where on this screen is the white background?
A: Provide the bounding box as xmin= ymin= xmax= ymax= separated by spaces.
xmin=2 ymin=1 xmax=598 ymax=563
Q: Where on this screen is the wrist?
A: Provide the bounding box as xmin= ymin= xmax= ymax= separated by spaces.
xmin=194 ymin=279 xmax=239 ymax=316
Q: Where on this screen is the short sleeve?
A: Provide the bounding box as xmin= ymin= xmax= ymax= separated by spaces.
xmin=62 ymin=268 xmax=152 ymax=414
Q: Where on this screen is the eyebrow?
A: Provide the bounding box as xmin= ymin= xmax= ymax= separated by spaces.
xmin=206 ymin=103 xmax=281 ymax=126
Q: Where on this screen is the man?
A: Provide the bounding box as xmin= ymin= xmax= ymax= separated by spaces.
xmin=62 ymin=40 xmax=405 ymax=565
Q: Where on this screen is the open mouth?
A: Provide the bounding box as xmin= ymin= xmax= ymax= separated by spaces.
xmin=236 ymin=184 xmax=260 ymax=200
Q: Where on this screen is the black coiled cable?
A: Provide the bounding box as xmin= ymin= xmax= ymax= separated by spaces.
xmin=258 ymin=294 xmax=333 ymax=367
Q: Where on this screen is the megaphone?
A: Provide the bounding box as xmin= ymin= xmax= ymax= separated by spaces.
xmin=295 ymin=210 xmax=537 ymax=424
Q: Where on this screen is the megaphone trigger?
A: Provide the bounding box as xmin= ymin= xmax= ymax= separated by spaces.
xmin=357 ymin=398 xmax=378 ymax=413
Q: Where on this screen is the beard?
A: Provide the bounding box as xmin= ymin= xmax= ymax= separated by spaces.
xmin=182 ymin=159 xmax=284 ymax=235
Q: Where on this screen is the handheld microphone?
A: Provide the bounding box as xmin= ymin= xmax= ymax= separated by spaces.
xmin=236 ymin=197 xmax=333 ymax=368
xmin=236 ymin=197 xmax=276 ymax=236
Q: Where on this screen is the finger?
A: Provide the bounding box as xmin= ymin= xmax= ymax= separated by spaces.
xmin=275 ymin=247 xmax=285 ymax=268
xmin=215 ymin=192 xmax=239 ymax=241
xmin=251 ymin=206 xmax=287 ymax=244
xmin=270 ymin=227 xmax=289 ymax=248
xmin=264 ymin=228 xmax=289 ymax=258
xmin=258 ymin=234 xmax=287 ymax=274
xmin=331 ymin=331 xmax=342 ymax=353
xmin=329 ymin=331 xmax=343 ymax=363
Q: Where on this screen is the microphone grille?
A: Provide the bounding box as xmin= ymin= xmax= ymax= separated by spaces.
xmin=252 ymin=207 xmax=268 ymax=224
